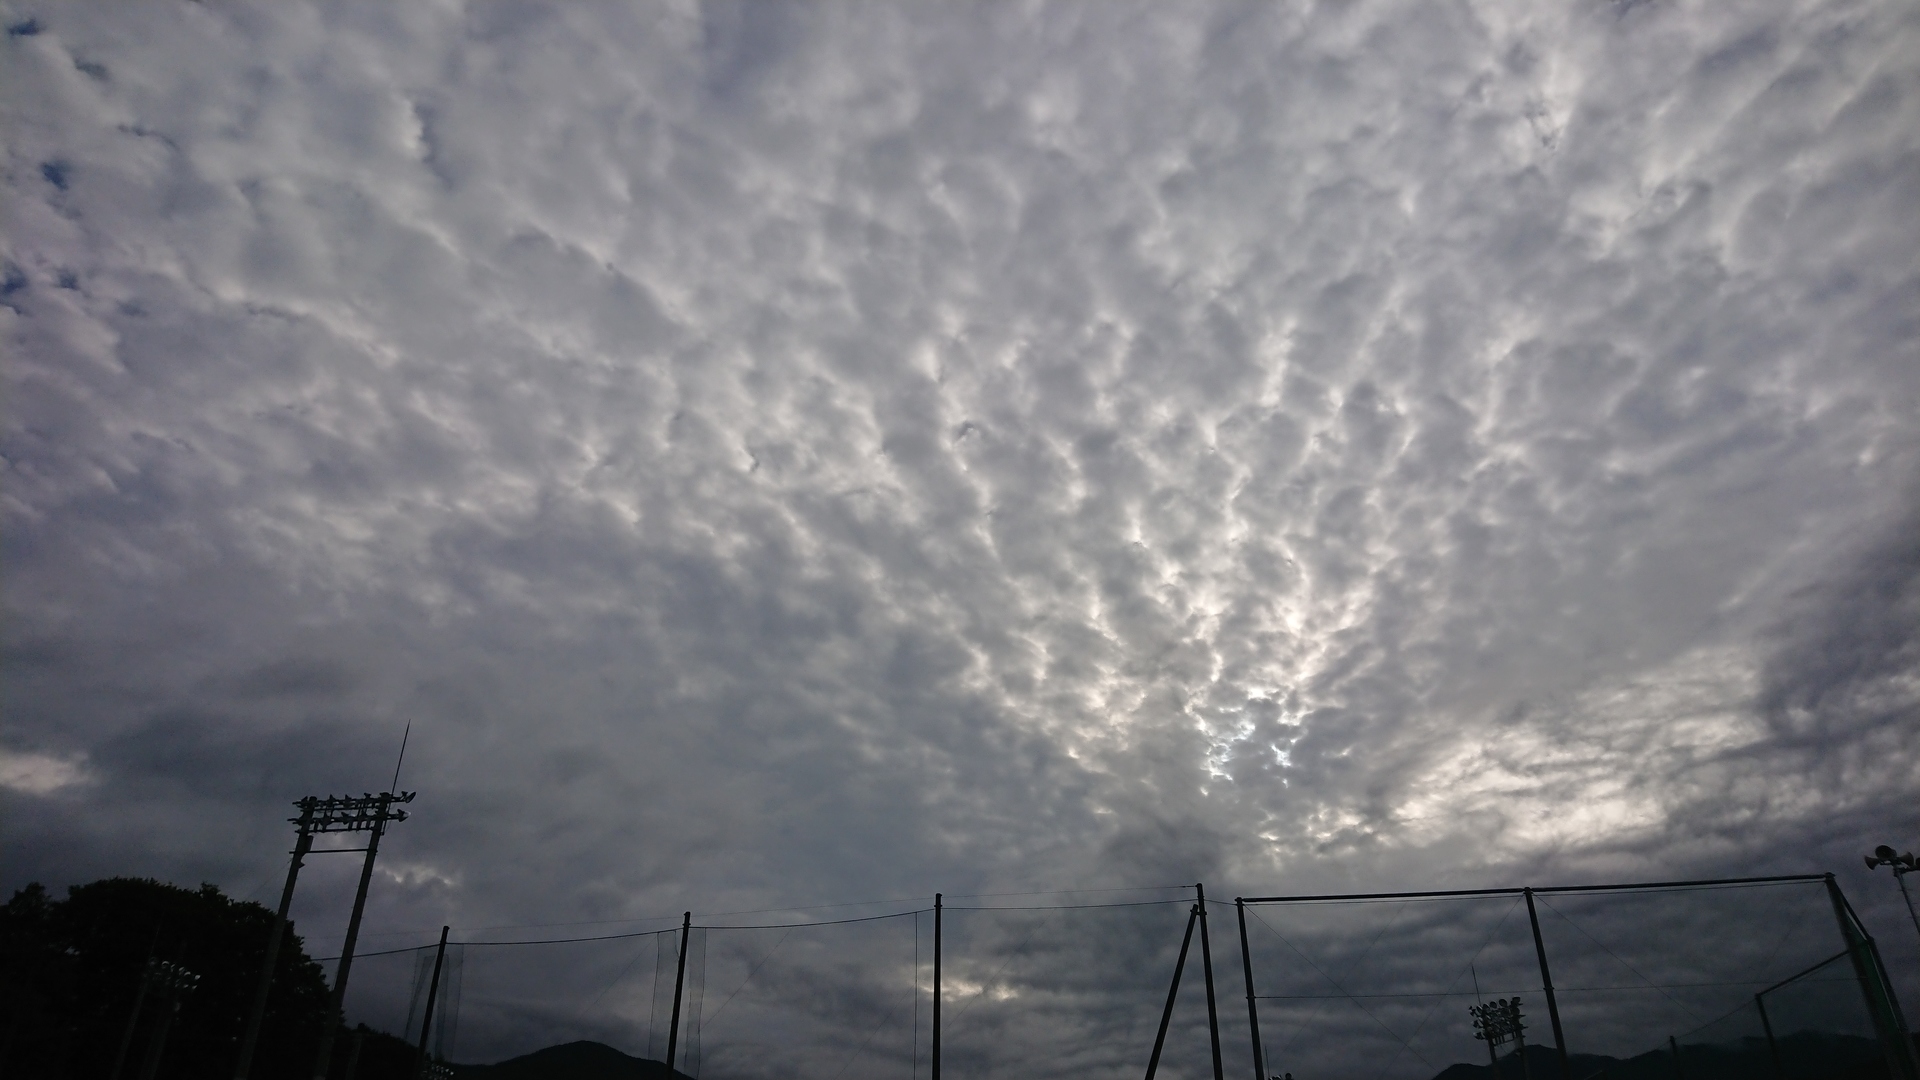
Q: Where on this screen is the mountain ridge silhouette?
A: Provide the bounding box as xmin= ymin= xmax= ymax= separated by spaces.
xmin=450 ymin=1040 xmax=693 ymax=1080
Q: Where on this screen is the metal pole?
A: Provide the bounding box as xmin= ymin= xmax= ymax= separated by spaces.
xmin=341 ymin=1031 xmax=365 ymax=1080
xmin=1899 ymin=873 xmax=1920 ymax=951
xmin=1522 ymin=889 xmax=1570 ymax=1080
xmin=666 ymin=912 xmax=691 ymax=1073
xmin=1517 ymin=1021 xmax=1531 ymax=1080
xmin=414 ymin=926 xmax=450 ymax=1074
xmin=932 ymin=894 xmax=942 ymax=1080
xmin=1234 ymin=900 xmax=1265 ymax=1080
xmin=1755 ymin=993 xmax=1783 ymax=1079
xmin=1668 ymin=1035 xmax=1683 ymax=1080
xmin=1827 ymin=873 xmax=1920 ymax=1080
xmin=135 ymin=980 xmax=182 ymax=1080
xmin=235 ymin=808 xmax=314 ymax=1080
xmin=111 ymin=939 xmax=160 ymax=1080
xmin=1194 ymin=885 xmax=1224 ymax=1080
xmin=312 ymin=804 xmax=390 ymax=1080
xmin=1145 ymin=904 xmax=1199 ymax=1080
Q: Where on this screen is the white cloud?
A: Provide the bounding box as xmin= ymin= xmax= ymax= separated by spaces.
xmin=0 ymin=748 xmax=93 ymax=795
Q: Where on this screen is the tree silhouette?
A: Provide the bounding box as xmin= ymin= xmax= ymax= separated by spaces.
xmin=2 ymin=877 xmax=330 ymax=1079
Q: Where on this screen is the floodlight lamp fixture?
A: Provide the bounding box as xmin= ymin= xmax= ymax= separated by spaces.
xmin=291 ymin=791 xmax=416 ymax=833
xmin=1470 ymin=996 xmax=1526 ymax=1045
xmin=149 ymin=958 xmax=201 ymax=997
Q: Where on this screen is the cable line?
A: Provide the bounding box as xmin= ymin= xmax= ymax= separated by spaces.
xmin=1534 ymin=893 xmax=1706 ymax=1027
xmin=694 ymin=908 xmax=926 ymax=931
xmin=945 ymin=898 xmax=1188 ymax=911
xmin=1381 ymin=895 xmax=1525 ymax=1077
xmin=1248 ymin=907 xmax=1436 ymax=1071
xmin=700 ymin=926 xmax=796 ymax=1030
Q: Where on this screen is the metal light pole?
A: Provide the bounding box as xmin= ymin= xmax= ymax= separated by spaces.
xmin=234 ymin=800 xmax=316 ymax=1080
xmin=238 ymin=792 xmax=414 ymax=1080
xmin=1864 ymin=846 xmax=1920 ymax=949
xmin=296 ymin=791 xmax=415 ymax=1080
xmin=135 ymin=960 xmax=200 ymax=1080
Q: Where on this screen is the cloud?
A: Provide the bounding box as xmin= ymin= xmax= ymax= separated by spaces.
xmin=0 ymin=748 xmax=92 ymax=795
xmin=3 ymin=0 xmax=1917 ymax=1071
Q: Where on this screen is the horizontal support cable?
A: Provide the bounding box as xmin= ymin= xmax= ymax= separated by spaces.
xmin=1240 ymin=873 xmax=1828 ymax=905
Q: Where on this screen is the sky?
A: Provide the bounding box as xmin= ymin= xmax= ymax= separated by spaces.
xmin=3 ymin=0 xmax=1918 ymax=1075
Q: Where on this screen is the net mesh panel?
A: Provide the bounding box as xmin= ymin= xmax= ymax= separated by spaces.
xmin=1245 ymin=882 xmax=1855 ymax=1079
xmin=1600 ymin=950 xmax=1883 ymax=1080
xmin=332 ymin=882 xmax=1870 ymax=1077
xmin=331 ymin=900 xmax=1208 ymax=1077
xmin=403 ymin=947 xmax=435 ymax=1043
xmin=939 ymin=902 xmax=1214 ymax=1080
xmin=682 ymin=927 xmax=707 ymax=1077
xmin=395 ymin=943 xmax=467 ymax=1058
xmin=433 ymin=944 xmax=464 ymax=1060
xmin=648 ymin=930 xmax=675 ymax=1061
xmin=677 ymin=914 xmax=920 ymax=1079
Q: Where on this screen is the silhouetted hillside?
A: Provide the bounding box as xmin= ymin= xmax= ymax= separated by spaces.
xmin=1427 ymin=1031 xmax=1891 ymax=1080
xmin=451 ymin=1041 xmax=693 ymax=1080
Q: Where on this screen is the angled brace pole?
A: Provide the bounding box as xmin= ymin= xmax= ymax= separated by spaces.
xmin=1523 ymin=888 xmax=1570 ymax=1080
xmin=235 ymin=804 xmax=314 ymax=1080
xmin=1754 ymin=992 xmax=1784 ymax=1080
xmin=1235 ymin=900 xmax=1266 ymax=1080
xmin=1145 ymin=903 xmax=1200 ymax=1080
xmin=1827 ymin=874 xmax=1920 ymax=1080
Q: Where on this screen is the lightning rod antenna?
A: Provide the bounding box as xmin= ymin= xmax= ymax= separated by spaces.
xmin=390 ymin=722 xmax=410 ymax=794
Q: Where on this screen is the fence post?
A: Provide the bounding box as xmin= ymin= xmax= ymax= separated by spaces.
xmin=1826 ymin=873 xmax=1920 ymax=1080
xmin=1194 ymin=884 xmax=1225 ymax=1080
xmin=925 ymin=887 xmax=933 ymax=1076
xmin=1235 ymin=900 xmax=1265 ymax=1080
xmin=667 ymin=912 xmax=690 ymax=1072
xmin=414 ymin=926 xmax=450 ymax=1075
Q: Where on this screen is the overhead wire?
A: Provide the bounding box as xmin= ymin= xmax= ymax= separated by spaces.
xmin=1379 ymin=895 xmax=1526 ymax=1078
xmin=1534 ymin=892 xmax=1707 ymax=1028
xmin=1248 ymin=905 xmax=1437 ymax=1071
xmin=311 ymin=893 xmax=1184 ymax=960
xmin=699 ymin=925 xmax=796 ymax=1030
xmin=954 ymin=897 xmax=1191 ymax=909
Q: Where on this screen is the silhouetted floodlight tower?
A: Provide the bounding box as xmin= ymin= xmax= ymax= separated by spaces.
xmin=1469 ymin=997 xmax=1528 ymax=1079
xmin=229 ymin=790 xmax=414 ymax=1080
xmin=1864 ymin=845 xmax=1920 ymax=948
xmin=135 ymin=960 xmax=200 ymax=1080
xmin=308 ymin=791 xmax=415 ymax=1080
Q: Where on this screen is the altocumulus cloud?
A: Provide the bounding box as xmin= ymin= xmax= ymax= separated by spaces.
xmin=3 ymin=0 xmax=1917 ymax=1073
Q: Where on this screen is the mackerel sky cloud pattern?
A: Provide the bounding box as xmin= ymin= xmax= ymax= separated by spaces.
xmin=3 ymin=0 xmax=1917 ymax=1071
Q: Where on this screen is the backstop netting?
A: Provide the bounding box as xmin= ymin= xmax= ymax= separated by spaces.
xmin=1242 ymin=878 xmax=1905 ymax=1080
xmin=335 ymin=876 xmax=1910 ymax=1080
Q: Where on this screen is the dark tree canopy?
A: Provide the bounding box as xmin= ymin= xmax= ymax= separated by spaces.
xmin=0 ymin=876 xmax=411 ymax=1080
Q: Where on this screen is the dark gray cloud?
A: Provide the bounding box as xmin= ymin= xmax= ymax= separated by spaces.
xmin=3 ymin=0 xmax=1917 ymax=1073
